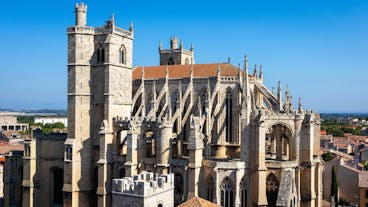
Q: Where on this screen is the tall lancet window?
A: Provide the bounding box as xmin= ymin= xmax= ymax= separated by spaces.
xmin=225 ymin=89 xmax=233 ymax=142
xmin=119 ymin=45 xmax=126 ymax=64
xmin=221 ymin=177 xmax=234 ymax=207
xmin=240 ymin=177 xmax=247 ymax=207
xmin=207 ymin=177 xmax=214 ymax=202
xmin=96 ymin=43 xmax=103 ymax=63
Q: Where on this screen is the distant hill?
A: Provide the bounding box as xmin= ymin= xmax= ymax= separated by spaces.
xmin=321 ymin=113 xmax=368 ymax=120
xmin=0 ymin=109 xmax=67 ymax=116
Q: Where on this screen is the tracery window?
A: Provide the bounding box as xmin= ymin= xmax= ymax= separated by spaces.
xmin=240 ymin=177 xmax=247 ymax=207
xmin=225 ymin=89 xmax=233 ymax=142
xmin=221 ymin=177 xmax=234 ymax=207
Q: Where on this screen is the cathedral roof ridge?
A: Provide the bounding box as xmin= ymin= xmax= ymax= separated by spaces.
xmin=133 ymin=63 xmax=241 ymax=80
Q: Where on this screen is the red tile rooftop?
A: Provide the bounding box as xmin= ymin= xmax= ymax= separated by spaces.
xmin=133 ymin=63 xmax=242 ymax=80
xmin=178 ymin=197 xmax=221 ymax=207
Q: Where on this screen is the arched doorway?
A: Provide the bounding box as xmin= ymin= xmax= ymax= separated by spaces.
xmin=266 ymin=173 xmax=279 ymax=207
xmin=50 ymin=167 xmax=63 ymax=206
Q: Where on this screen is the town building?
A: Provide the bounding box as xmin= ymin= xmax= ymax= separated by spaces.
xmin=6 ymin=3 xmax=322 ymax=207
xmin=0 ymin=115 xmax=28 ymax=132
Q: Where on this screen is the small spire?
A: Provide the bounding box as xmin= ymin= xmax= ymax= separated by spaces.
xmin=298 ymin=97 xmax=303 ymax=113
xmin=180 ymin=39 xmax=183 ymax=49
xmin=244 ymin=55 xmax=248 ymax=73
xmin=159 ymin=41 xmax=162 ymax=52
xmin=207 ymin=78 xmax=211 ymax=100
xmin=190 ymin=64 xmax=194 ymax=81
xmin=190 ymin=43 xmax=194 ymax=51
xmin=166 ymin=66 xmax=169 ymax=79
xmin=111 ymin=13 xmax=115 ymax=25
xmin=237 ymin=63 xmax=241 ymax=82
xmin=152 ymin=80 xmax=156 ymax=92
xmin=285 ymin=84 xmax=289 ymax=103
xmin=178 ymin=81 xmax=182 ymax=92
xmin=259 ymin=64 xmax=263 ymax=79
xmin=277 ymin=81 xmax=282 ymax=101
xmin=253 ymin=64 xmax=257 ymax=78
xmin=272 ymin=87 xmax=275 ymax=95
xmin=277 ymin=81 xmax=283 ymax=111
xmin=141 ymin=67 xmax=145 ymax=80
xmin=217 ymin=64 xmax=221 ymax=77
xmin=227 ymin=57 xmax=231 ymax=63
xmin=129 ymin=21 xmax=134 ymax=32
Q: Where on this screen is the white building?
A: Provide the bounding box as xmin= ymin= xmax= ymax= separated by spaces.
xmin=34 ymin=117 xmax=68 ymax=127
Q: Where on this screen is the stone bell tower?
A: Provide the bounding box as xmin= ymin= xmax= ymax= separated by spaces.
xmin=159 ymin=36 xmax=194 ymax=65
xmin=64 ymin=2 xmax=95 ymax=207
xmin=65 ymin=2 xmax=134 ymax=207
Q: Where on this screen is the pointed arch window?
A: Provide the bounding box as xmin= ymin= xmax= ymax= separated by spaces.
xmin=96 ymin=43 xmax=104 ymax=63
xmin=120 ymin=45 xmax=126 ymax=64
xmin=266 ymin=173 xmax=279 ymax=207
xmin=225 ymin=89 xmax=233 ymax=142
xmin=240 ymin=177 xmax=247 ymax=207
xmin=168 ymin=58 xmax=174 ymax=65
xmin=207 ymin=177 xmax=214 ymax=202
xmin=221 ymin=177 xmax=234 ymax=207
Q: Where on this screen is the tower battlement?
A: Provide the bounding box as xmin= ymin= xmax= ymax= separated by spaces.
xmin=75 ymin=2 xmax=87 ymax=11
xmin=75 ymin=2 xmax=87 ymax=26
xmin=112 ymin=172 xmax=174 ymax=196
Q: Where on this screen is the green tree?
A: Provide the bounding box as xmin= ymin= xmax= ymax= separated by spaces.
xmin=364 ymin=161 xmax=368 ymax=171
xmin=331 ymin=166 xmax=338 ymax=207
xmin=322 ymin=152 xmax=333 ymax=162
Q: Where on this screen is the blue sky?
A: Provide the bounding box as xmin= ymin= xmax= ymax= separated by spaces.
xmin=0 ymin=0 xmax=367 ymax=113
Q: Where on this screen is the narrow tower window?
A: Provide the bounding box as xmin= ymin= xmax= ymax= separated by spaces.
xmin=225 ymin=89 xmax=233 ymax=142
xmin=120 ymin=45 xmax=126 ymax=64
xmin=101 ymin=48 xmax=105 ymax=63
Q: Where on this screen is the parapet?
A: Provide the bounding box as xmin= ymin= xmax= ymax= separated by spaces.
xmin=112 ymin=171 xmax=174 ymax=196
xmin=31 ymin=129 xmax=67 ymax=141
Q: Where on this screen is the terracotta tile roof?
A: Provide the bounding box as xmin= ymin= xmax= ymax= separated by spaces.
xmin=178 ymin=197 xmax=221 ymax=207
xmin=133 ymin=63 xmax=240 ymax=80
xmin=0 ymin=143 xmax=24 ymax=155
